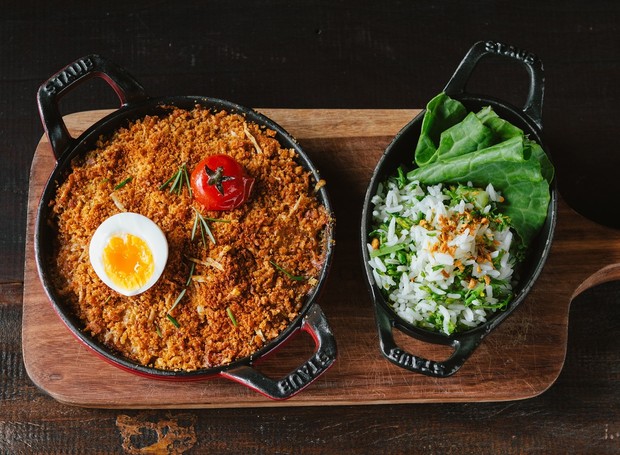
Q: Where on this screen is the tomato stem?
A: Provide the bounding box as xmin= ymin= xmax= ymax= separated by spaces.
xmin=204 ymin=164 xmax=235 ymax=195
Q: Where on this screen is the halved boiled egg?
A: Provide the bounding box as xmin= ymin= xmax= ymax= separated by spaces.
xmin=89 ymin=212 xmax=168 ymax=296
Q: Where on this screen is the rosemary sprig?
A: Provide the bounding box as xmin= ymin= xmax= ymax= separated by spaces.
xmin=185 ymin=261 xmax=195 ymax=286
xmin=227 ymin=307 xmax=238 ymax=327
xmin=169 ymin=288 xmax=187 ymax=314
xmin=165 ymin=260 xmax=197 ymax=329
xmin=167 ymin=314 xmax=180 ymax=328
xmin=160 ymin=163 xmax=192 ymax=195
xmin=191 ymin=207 xmax=216 ymax=246
xmin=269 ymin=260 xmax=306 ymax=281
xmin=203 ymin=217 xmax=231 ymax=223
xmin=114 ymin=176 xmax=133 ymax=190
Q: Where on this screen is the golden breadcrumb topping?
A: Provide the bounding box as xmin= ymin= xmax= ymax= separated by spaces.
xmin=49 ymin=106 xmax=331 ymax=370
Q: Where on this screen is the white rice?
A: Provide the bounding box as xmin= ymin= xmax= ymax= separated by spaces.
xmin=367 ymin=178 xmax=517 ymax=335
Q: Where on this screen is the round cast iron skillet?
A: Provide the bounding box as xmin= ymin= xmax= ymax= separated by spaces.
xmin=35 ymin=54 xmax=336 ymax=400
xmin=361 ymin=41 xmax=557 ymax=377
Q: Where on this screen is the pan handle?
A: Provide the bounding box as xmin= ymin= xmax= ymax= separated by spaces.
xmin=443 ymin=40 xmax=545 ymax=129
xmin=220 ymin=304 xmax=337 ymax=400
xmin=37 ymin=54 xmax=148 ymax=161
xmin=374 ymin=301 xmax=484 ymax=377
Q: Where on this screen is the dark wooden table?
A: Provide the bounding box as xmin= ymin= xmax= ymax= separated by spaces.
xmin=3 ymin=2 xmax=620 ymax=453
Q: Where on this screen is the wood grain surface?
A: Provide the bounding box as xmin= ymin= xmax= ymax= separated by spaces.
xmin=22 ymin=109 xmax=620 ymax=408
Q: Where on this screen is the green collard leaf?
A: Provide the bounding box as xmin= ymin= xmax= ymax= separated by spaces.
xmin=526 ymin=139 xmax=555 ymax=183
xmin=435 ymin=111 xmax=495 ymax=161
xmin=500 ymin=178 xmax=550 ymax=247
xmin=414 ymin=93 xmax=468 ymax=167
xmin=433 ymin=106 xmax=525 ymax=163
xmin=409 ymin=93 xmax=554 ymax=248
xmin=408 ymin=136 xmax=548 ymax=247
xmin=475 ymin=105 xmax=524 ymax=143
xmin=408 ymin=135 xmax=528 ymax=182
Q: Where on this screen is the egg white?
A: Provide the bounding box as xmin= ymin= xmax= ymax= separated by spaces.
xmin=89 ymin=212 xmax=168 ymax=296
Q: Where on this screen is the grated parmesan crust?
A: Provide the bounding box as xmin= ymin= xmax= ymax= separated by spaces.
xmin=49 ymin=106 xmax=331 ymax=371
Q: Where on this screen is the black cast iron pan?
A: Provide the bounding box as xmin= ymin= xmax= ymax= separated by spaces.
xmin=35 ymin=55 xmax=336 ymax=400
xmin=361 ymin=40 xmax=557 ymax=377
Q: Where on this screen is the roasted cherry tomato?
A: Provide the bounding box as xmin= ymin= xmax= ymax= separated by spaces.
xmin=190 ymin=154 xmax=255 ymax=211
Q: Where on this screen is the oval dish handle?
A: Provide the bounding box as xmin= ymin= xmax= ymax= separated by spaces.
xmin=374 ymin=303 xmax=484 ymax=377
xmin=220 ymin=304 xmax=337 ymax=400
xmin=443 ymin=40 xmax=545 ymax=129
xmin=37 ymin=54 xmax=148 ymax=161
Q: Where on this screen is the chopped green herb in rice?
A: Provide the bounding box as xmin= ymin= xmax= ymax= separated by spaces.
xmin=367 ymin=172 xmax=520 ymax=335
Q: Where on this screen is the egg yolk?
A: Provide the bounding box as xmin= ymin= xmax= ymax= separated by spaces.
xmin=102 ymin=233 xmax=155 ymax=292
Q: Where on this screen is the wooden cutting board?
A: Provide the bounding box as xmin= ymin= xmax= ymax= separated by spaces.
xmin=22 ymin=109 xmax=620 ymax=408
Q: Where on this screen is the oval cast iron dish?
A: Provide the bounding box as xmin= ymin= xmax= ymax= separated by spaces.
xmin=361 ymin=41 xmax=557 ymax=377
